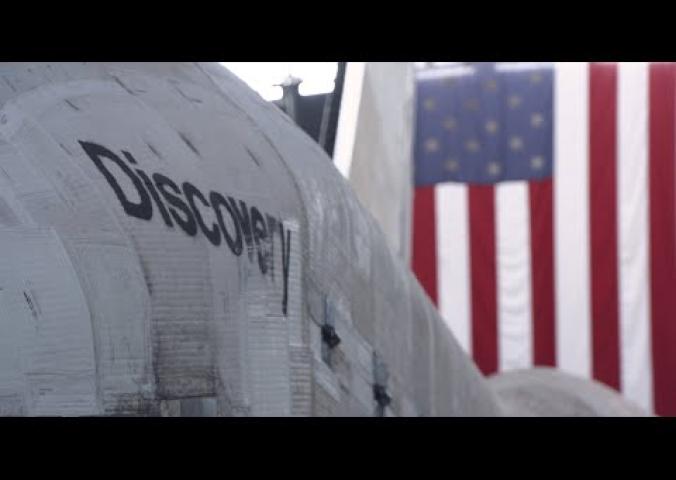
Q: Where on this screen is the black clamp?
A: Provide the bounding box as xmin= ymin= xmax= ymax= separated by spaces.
xmin=372 ymin=353 xmax=391 ymax=416
xmin=321 ymin=323 xmax=341 ymax=349
xmin=373 ymin=384 xmax=392 ymax=409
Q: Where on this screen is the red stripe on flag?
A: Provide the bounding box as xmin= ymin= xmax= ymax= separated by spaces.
xmin=468 ymin=185 xmax=498 ymax=375
xmin=649 ymin=63 xmax=676 ymax=416
xmin=589 ymin=63 xmax=621 ymax=390
xmin=529 ymin=179 xmax=556 ymax=367
xmin=412 ymin=186 xmax=438 ymax=305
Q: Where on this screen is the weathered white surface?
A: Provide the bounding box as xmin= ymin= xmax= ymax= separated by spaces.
xmin=0 ymin=227 xmax=97 ymax=415
xmin=334 ymin=62 xmax=415 ymax=264
xmin=489 ymin=368 xmax=649 ymax=416
xmin=0 ymin=63 xmax=499 ymax=416
xmin=0 ymin=63 xmax=636 ymax=417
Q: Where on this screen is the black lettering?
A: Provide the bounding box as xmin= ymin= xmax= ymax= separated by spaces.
xmin=228 ymin=197 xmax=254 ymax=262
xmin=266 ymin=215 xmax=278 ymax=279
xmin=280 ymin=223 xmax=292 ymax=316
xmin=79 ymin=141 xmax=152 ymax=221
xmin=152 ymin=173 xmax=197 ymax=236
xmin=250 ymin=207 xmax=268 ymax=275
xmin=183 ymin=182 xmax=220 ymax=246
xmin=210 ymin=191 xmax=243 ymax=256
xmin=81 ymin=141 xmax=293 ymax=314
xmin=133 ymin=165 xmax=174 ymax=228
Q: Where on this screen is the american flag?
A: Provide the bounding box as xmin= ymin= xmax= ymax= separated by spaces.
xmin=411 ymin=62 xmax=676 ymax=416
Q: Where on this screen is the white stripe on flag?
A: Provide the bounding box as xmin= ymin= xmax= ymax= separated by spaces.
xmin=618 ymin=62 xmax=653 ymax=412
xmin=496 ymin=182 xmax=533 ymax=371
xmin=555 ymin=62 xmax=592 ymax=379
xmin=436 ymin=183 xmax=472 ymax=354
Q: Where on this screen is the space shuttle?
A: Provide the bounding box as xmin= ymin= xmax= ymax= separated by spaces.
xmin=0 ymin=62 xmax=645 ymax=416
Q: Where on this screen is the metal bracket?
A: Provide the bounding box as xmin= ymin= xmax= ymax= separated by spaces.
xmin=321 ymin=296 xmax=341 ymax=367
xmin=373 ymin=384 xmax=392 ymax=409
xmin=372 ymin=352 xmax=391 ymax=416
xmin=321 ymin=323 xmax=341 ymax=349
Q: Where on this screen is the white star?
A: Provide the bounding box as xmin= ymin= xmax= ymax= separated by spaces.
xmin=531 ymin=155 xmax=545 ymax=170
xmin=487 ymin=162 xmax=501 ymax=176
xmin=531 ymin=113 xmax=544 ymax=128
xmin=465 ymin=139 xmax=480 ymax=153
xmin=424 ymin=138 xmax=440 ymax=153
xmin=484 ymin=79 xmax=498 ymax=92
xmin=508 ymin=95 xmax=522 ymax=109
xmin=530 ymin=72 xmax=543 ymax=84
xmin=464 ymin=98 xmax=479 ymax=111
xmin=424 ymin=98 xmax=437 ymax=111
xmin=445 ymin=159 xmax=459 ymax=172
xmin=509 ymin=136 xmax=524 ymax=151
xmin=443 ymin=117 xmax=457 ymax=131
xmin=485 ymin=120 xmax=499 ymax=134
